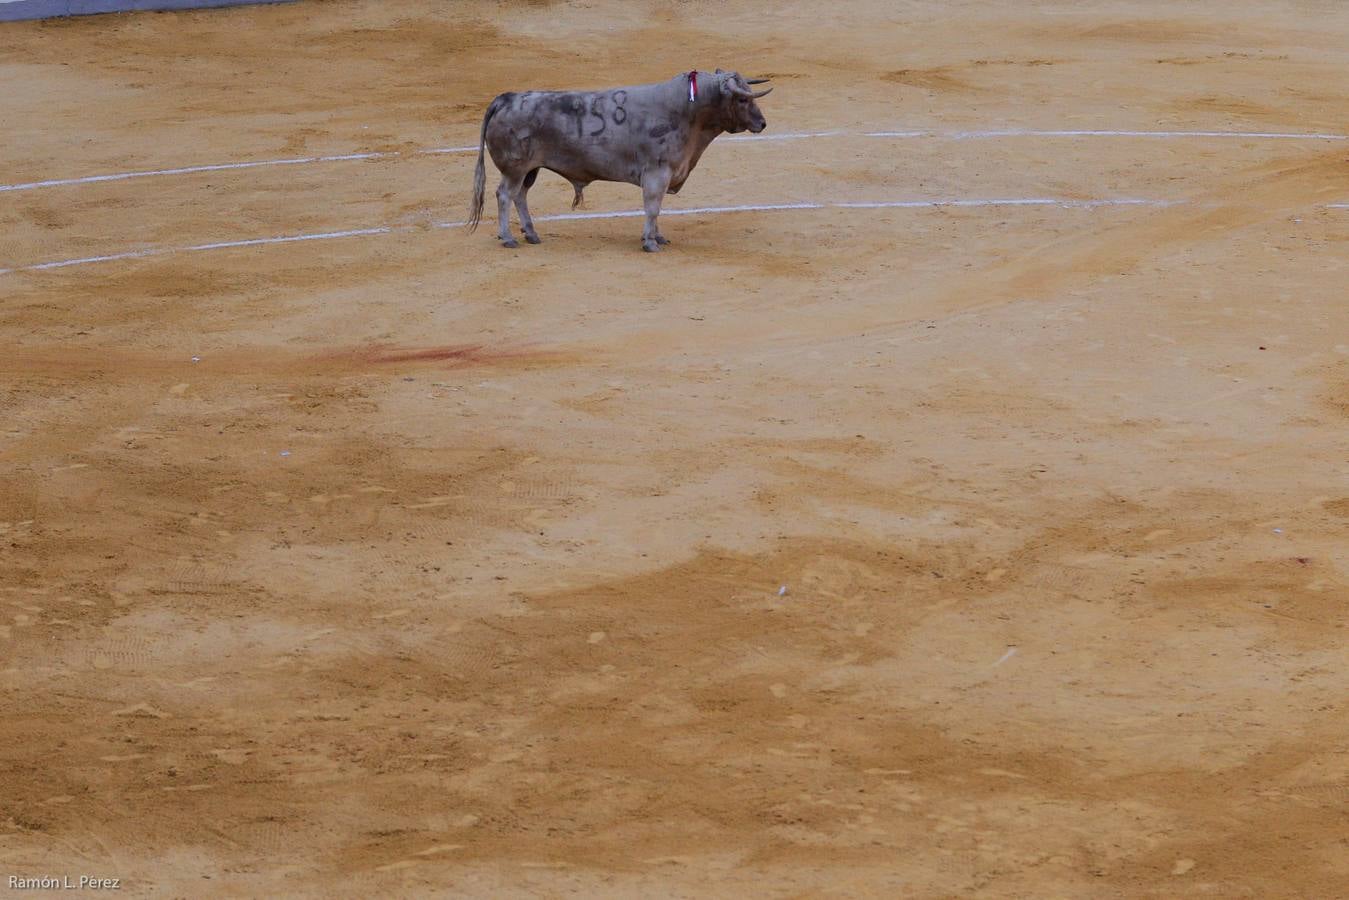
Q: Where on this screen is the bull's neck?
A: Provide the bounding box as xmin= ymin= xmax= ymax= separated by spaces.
xmin=691 ymin=111 xmax=722 ymax=144
xmin=674 ymin=72 xmax=723 ymax=134
xmin=688 ymin=100 xmax=724 ymax=145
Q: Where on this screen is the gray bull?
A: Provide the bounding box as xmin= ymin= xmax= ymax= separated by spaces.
xmin=468 ymin=69 xmax=772 ymax=251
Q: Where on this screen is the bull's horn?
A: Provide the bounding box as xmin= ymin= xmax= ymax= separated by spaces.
xmin=727 ymin=82 xmax=773 ymax=99
xmin=745 ymin=78 xmax=771 ymax=85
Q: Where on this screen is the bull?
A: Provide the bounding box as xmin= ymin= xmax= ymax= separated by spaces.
xmin=467 ymin=69 xmax=772 ymax=252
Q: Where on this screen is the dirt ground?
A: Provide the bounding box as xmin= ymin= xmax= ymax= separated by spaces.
xmin=2 ymin=0 xmax=1347 ymax=895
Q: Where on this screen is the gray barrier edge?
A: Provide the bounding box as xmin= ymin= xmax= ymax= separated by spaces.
xmin=1 ymin=0 xmax=294 ymax=22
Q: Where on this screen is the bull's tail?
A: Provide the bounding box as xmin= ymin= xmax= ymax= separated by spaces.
xmin=468 ymin=94 xmax=508 ymax=233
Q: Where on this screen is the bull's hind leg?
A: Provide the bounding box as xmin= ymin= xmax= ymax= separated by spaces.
xmin=514 ymin=168 xmax=542 ymax=244
xmin=495 ymin=174 xmax=524 ymax=248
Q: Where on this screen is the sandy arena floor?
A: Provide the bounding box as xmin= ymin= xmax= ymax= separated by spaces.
xmin=1 ymin=0 xmax=1347 ymax=895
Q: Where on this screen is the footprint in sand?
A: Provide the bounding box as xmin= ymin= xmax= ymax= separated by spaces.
xmin=85 ymin=638 xmax=153 ymax=671
xmin=210 ymin=748 xmax=251 ymax=765
xmin=166 ymin=562 xmax=238 ymax=595
xmin=375 ymin=860 xmax=418 ymax=873
xmin=112 ymin=702 xmax=171 ymax=719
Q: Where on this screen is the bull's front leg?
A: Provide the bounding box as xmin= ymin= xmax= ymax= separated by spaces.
xmin=640 ymin=168 xmax=672 ymax=252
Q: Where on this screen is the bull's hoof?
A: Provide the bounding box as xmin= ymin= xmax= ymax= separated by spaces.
xmin=501 ymin=238 xmax=519 ymax=249
xmin=655 ymin=234 xmax=671 ymax=246
xmin=524 ymin=233 xmax=542 ymax=245
xmin=642 ymin=240 xmax=661 ymax=252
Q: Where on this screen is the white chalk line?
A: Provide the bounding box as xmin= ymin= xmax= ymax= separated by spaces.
xmin=8 ymin=193 xmax=1349 ymax=276
xmin=0 ymin=152 xmax=394 ymax=194
xmin=437 ymin=197 xmax=1178 ymax=228
xmin=4 ymin=128 xmax=1345 ymax=195
xmin=2 ymin=226 xmax=397 ymax=275
xmin=835 ymin=198 xmax=1174 ymax=210
xmin=723 ymin=130 xmax=846 ymax=142
xmin=433 ymin=198 xmax=1180 ymax=230
xmin=1 ymin=196 xmax=1167 ymax=276
xmin=417 ymin=145 xmax=480 ymax=155
xmin=920 ymin=129 xmax=1349 ymax=141
xmin=0 ymin=147 xmax=477 ymax=195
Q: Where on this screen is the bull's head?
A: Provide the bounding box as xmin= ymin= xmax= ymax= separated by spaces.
xmin=713 ymin=68 xmax=772 ymax=134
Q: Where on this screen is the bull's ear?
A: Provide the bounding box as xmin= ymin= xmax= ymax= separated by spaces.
xmin=715 ymin=67 xmax=724 ymax=74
